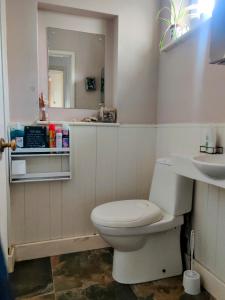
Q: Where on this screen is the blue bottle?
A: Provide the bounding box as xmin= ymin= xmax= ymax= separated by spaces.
xmin=10 ymin=123 xmax=24 ymax=148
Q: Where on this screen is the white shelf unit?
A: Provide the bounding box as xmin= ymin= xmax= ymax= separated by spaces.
xmin=9 ymin=148 xmax=72 ymax=183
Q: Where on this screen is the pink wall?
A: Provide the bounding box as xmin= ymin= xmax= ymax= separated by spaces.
xmin=39 ymin=0 xmax=160 ymax=124
xmin=157 ymin=21 xmax=225 ymax=124
xmin=38 ymin=10 xmax=111 ymax=113
xmin=6 ymin=0 xmax=39 ymax=123
xmin=6 ymin=0 xmax=160 ymax=124
xmin=47 ymin=107 xmax=97 ymax=121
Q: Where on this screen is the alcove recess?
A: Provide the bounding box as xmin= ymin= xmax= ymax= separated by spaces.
xmin=38 ymin=2 xmax=119 ymax=114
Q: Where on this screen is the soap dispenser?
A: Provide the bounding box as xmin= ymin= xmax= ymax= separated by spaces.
xmin=204 ymin=127 xmax=217 ymax=154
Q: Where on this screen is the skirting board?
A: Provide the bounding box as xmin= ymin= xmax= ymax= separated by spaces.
xmin=13 ymin=234 xmax=109 ymax=263
xmin=194 ymin=260 xmax=225 ymax=300
xmin=8 ymin=246 xmax=15 ymax=273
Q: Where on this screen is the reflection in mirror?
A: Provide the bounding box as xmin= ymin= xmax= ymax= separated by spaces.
xmin=47 ymin=27 xmax=105 ymax=109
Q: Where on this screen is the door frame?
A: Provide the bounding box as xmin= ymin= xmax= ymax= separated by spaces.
xmin=48 ymin=50 xmax=75 ymax=108
xmin=0 ymin=0 xmax=11 ymax=260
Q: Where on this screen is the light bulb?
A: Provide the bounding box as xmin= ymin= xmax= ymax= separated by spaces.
xmin=198 ymin=0 xmax=215 ymax=18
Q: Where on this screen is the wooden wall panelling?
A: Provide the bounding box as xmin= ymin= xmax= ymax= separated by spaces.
xmin=49 ymin=181 xmax=62 ymax=240
xmin=193 ymin=182 xmax=209 ymax=267
xmin=24 ymin=182 xmax=50 ymax=243
xmin=215 ymin=187 xmax=225 ymax=282
xmin=206 ymin=185 xmax=219 ymax=273
xmin=61 ymin=126 xmax=97 ymax=238
xmin=10 ymin=184 xmax=25 ymax=244
xmin=136 ymin=127 xmax=156 ymax=199
xmin=116 ymin=127 xmax=138 ymax=200
xmin=95 ymin=126 xmax=118 ymax=207
xmin=10 ymin=126 xmax=156 ymax=253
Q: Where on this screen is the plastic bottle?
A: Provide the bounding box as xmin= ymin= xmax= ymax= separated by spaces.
xmin=49 ymin=124 xmax=56 ymax=148
xmin=207 ymin=127 xmax=216 ymax=153
xmin=62 ymin=125 xmax=70 ymax=148
xmin=10 ymin=123 xmax=24 ymax=148
xmin=205 ymin=127 xmax=216 ymax=154
xmin=56 ymin=127 xmax=63 ymax=149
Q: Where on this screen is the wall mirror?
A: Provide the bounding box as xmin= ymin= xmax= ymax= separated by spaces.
xmin=47 ymin=27 xmax=105 ymax=109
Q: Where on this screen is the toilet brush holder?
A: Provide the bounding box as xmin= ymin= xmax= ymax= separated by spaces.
xmin=183 ymin=270 xmax=201 ymax=295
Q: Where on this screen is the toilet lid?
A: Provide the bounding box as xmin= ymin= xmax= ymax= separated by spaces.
xmin=91 ymin=200 xmax=162 ymax=228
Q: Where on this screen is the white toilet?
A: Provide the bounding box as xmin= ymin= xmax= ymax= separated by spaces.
xmin=91 ymin=158 xmax=193 ymax=284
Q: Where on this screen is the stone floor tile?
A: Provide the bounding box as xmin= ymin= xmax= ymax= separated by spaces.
xmin=10 ymin=258 xmax=53 ymax=299
xmin=180 ymin=290 xmax=216 ymax=300
xmin=9 ymin=250 xmax=215 ymax=300
xmin=85 ymin=282 xmax=137 ymax=300
xmin=55 ymin=289 xmax=87 ymax=300
xmin=51 ymin=249 xmax=113 ymax=293
xmin=34 ymin=294 xmax=55 ymax=300
xmin=56 ymin=282 xmax=137 ymax=300
xmin=132 ymin=276 xmax=214 ymax=300
xmin=131 ymin=276 xmax=183 ymax=300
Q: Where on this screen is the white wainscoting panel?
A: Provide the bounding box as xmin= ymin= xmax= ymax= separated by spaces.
xmin=156 ymin=124 xmax=202 ymax=158
xmin=193 ymin=183 xmax=225 ymax=284
xmin=96 ymin=127 xmax=118 ymax=206
xmin=12 ymin=120 xmax=225 ymax=288
xmin=10 ymin=125 xmax=156 ymax=251
xmin=61 ymin=126 xmax=97 ymax=238
xmin=49 ymin=181 xmax=62 ymax=240
xmin=215 ymin=188 xmax=225 ymax=281
xmin=136 ymin=127 xmax=156 ymax=199
xmin=11 ymin=184 xmax=25 ymax=244
xmin=116 ymin=127 xmax=139 ymax=200
xmin=116 ymin=126 xmax=156 ymax=201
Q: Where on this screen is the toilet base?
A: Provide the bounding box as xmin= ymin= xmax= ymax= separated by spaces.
xmin=112 ymin=227 xmax=182 ymax=284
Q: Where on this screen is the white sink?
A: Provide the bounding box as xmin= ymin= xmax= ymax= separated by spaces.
xmin=192 ymin=154 xmax=225 ymax=179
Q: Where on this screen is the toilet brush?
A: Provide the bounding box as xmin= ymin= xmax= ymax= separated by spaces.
xmin=183 ymin=230 xmax=201 ymax=295
xmin=190 ymin=229 xmax=194 ymax=272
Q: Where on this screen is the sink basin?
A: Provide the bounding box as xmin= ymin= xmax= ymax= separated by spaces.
xmin=192 ymin=154 xmax=225 ymax=179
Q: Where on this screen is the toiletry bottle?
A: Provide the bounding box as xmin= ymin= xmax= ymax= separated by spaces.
xmin=56 ymin=127 xmax=63 ymax=149
xmin=10 ymin=123 xmax=24 ymax=148
xmin=49 ymin=124 xmax=56 ymax=148
xmin=62 ymin=125 xmax=70 ymax=148
xmin=205 ymin=132 xmax=209 ymax=148
xmin=206 ymin=127 xmax=216 ymax=154
xmin=39 ymin=93 xmax=48 ymax=121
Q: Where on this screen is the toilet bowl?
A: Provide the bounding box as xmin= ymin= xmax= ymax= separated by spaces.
xmin=91 ymin=158 xmax=193 ymax=284
xmin=92 ymin=200 xmax=163 ymax=251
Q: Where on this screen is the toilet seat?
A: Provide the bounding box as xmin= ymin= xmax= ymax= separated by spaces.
xmin=94 ymin=212 xmax=183 ymax=237
xmin=91 ymin=200 xmax=163 ymax=228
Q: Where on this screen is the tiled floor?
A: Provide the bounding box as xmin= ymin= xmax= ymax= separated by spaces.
xmin=10 ymin=248 xmax=214 ymax=300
